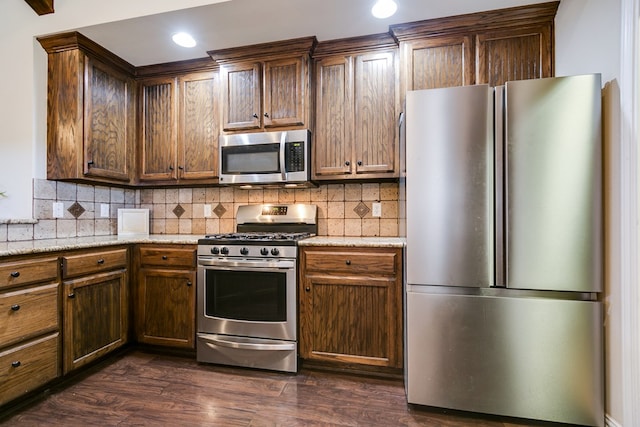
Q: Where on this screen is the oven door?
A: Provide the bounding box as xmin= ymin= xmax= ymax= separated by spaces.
xmin=197 ymin=257 xmax=297 ymax=341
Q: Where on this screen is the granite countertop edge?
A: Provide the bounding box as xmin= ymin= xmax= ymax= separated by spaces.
xmin=298 ymin=236 xmax=406 ymax=248
xmin=1 ymin=235 xmax=406 ymax=257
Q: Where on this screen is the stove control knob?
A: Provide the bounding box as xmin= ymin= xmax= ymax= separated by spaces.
xmin=220 ymin=247 xmax=229 ymax=255
xmin=271 ymin=248 xmax=280 ymax=256
xmin=260 ymin=248 xmax=269 ymax=256
xmin=240 ymin=247 xmax=249 ymax=255
xmin=210 ymin=247 xmax=220 ymax=255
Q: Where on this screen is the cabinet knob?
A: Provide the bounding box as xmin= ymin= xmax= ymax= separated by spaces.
xmin=345 ymin=161 xmax=350 ymax=166
xmin=305 ymin=286 xmax=310 ymax=292
xmin=10 ymin=304 xmax=20 ymax=311
xmin=68 ymin=292 xmax=75 ymax=299
xmin=187 ymin=281 xmax=193 ymax=287
xmin=162 ymin=255 xmax=168 ymax=260
xmin=87 ymin=161 xmax=95 ymax=167
xmin=97 ymin=259 xmax=105 ymax=265
xmin=357 ymin=161 xmax=363 ymax=166
xmin=252 ymin=113 xmax=259 ymax=119
xmin=11 ymin=361 xmax=21 ymax=368
xmin=345 ymin=260 xmax=351 ymax=265
xmin=10 ymin=271 xmax=20 ymax=278
xmin=264 ymin=112 xmax=269 ymax=118
xmin=169 ymin=165 xmax=174 ymax=171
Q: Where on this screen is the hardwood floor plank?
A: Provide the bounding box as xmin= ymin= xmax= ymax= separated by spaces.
xmin=0 ymin=350 xmax=545 ymax=427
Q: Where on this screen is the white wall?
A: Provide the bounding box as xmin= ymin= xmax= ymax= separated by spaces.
xmin=0 ymin=0 xmax=228 ymax=219
xmin=556 ymin=0 xmax=625 ymax=424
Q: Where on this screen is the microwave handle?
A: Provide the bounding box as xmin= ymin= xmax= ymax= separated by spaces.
xmin=280 ymin=131 xmax=287 ymax=181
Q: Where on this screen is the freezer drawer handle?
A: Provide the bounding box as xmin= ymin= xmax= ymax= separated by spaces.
xmin=204 ymin=336 xmax=295 ymax=351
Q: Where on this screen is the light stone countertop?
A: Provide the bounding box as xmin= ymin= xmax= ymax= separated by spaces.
xmin=0 ymin=235 xmax=200 ymax=257
xmin=298 ymin=236 xmax=405 ymax=248
xmin=0 ymin=235 xmax=406 ymax=258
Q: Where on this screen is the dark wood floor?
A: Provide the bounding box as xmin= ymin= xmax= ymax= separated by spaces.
xmin=2 ymin=350 xmax=546 ymax=426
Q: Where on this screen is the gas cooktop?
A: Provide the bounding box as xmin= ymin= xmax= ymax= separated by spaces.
xmin=198 ymin=232 xmax=314 ymax=245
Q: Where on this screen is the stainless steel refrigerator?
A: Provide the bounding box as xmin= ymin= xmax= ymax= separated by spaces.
xmin=402 ymin=75 xmax=604 ymax=426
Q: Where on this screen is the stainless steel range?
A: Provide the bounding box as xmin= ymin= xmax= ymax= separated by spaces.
xmin=196 ymin=204 xmax=317 ymax=373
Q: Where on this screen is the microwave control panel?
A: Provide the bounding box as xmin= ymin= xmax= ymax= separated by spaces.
xmin=285 ymin=142 xmax=305 ymax=172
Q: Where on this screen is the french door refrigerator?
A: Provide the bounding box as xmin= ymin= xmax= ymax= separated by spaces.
xmin=403 ymin=74 xmax=603 ymax=427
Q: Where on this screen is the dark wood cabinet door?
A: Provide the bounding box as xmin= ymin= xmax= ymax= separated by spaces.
xmin=139 ymin=77 xmax=177 ymax=181
xmin=313 ymin=55 xmax=353 ymax=178
xmin=63 ymin=269 xmax=128 ymax=374
xmin=354 ymin=51 xmax=397 ymax=176
xmin=401 ymin=35 xmax=474 ymax=93
xmin=222 ymin=63 xmax=261 ymax=131
xmin=300 ymin=274 xmax=400 ymax=368
xmin=83 ymin=56 xmax=134 ymax=182
xmin=476 ymin=24 xmax=553 ymax=86
xmin=137 ymin=269 xmax=195 ymax=349
xmin=299 ymin=247 xmax=403 ymax=370
xmin=178 ymin=71 xmax=219 ymax=181
xmin=263 ymin=57 xmax=305 ymax=128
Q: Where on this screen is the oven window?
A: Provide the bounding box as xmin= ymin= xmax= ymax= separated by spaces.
xmin=205 ymin=270 xmax=287 ymax=322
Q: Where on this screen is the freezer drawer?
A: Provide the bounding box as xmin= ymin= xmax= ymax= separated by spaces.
xmin=406 ymin=289 xmax=604 ymax=426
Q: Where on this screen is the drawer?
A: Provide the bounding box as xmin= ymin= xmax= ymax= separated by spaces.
xmin=0 ymin=333 xmax=59 ymax=406
xmin=0 ymin=257 xmax=59 ymax=290
xmin=303 ymin=249 xmax=399 ymax=276
xmin=62 ymin=248 xmax=128 ymax=278
xmin=139 ymin=247 xmax=196 ymax=268
xmin=0 ymin=283 xmax=59 ymax=347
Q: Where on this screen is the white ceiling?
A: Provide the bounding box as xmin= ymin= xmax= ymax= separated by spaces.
xmin=77 ymin=0 xmax=551 ymax=66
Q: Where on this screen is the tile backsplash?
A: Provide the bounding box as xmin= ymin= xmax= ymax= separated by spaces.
xmin=0 ymin=179 xmax=400 ymax=242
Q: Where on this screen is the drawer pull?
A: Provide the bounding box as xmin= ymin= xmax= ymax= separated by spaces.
xmin=68 ymin=292 xmax=76 ymax=299
xmin=10 ymin=271 xmax=20 ymax=278
xmin=162 ymin=256 xmax=168 ymax=260
xmin=305 ymin=286 xmax=310 ymax=292
xmin=11 ymin=361 xmax=21 ymax=368
xmin=97 ymin=259 xmax=105 ymax=265
xmin=10 ymin=304 xmax=20 ymax=311
xmin=186 ymin=281 xmax=192 ymax=287
xmin=345 ymin=260 xmax=351 ymax=265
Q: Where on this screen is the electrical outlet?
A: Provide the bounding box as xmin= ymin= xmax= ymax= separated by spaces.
xmin=372 ymin=202 xmax=382 ymax=217
xmin=100 ymin=204 xmax=110 ymax=218
xmin=204 ymin=204 xmax=212 ymax=218
xmin=52 ymin=202 xmax=64 ymax=218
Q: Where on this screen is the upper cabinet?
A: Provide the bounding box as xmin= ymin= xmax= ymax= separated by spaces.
xmin=313 ymin=34 xmax=399 ymax=180
xmin=38 ymin=32 xmax=137 ymax=185
xmin=137 ymin=62 xmax=220 ymax=184
xmin=208 ymin=37 xmax=316 ymax=132
xmin=391 ymin=1 xmax=558 ymax=95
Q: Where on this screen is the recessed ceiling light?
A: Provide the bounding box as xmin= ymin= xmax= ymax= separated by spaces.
xmin=371 ymin=0 xmax=398 ymax=19
xmin=172 ymin=32 xmax=196 ymax=48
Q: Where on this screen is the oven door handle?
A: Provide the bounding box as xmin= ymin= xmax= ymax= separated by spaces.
xmin=198 ymin=258 xmax=295 ymax=269
xmin=203 ymin=336 xmax=296 ymax=351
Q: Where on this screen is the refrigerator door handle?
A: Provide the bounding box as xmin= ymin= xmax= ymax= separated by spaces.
xmin=495 ymin=86 xmax=506 ymax=287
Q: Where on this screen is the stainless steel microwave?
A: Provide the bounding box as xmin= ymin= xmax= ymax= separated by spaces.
xmin=219 ymin=130 xmax=311 ymax=186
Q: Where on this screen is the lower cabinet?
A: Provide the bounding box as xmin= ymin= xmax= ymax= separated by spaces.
xmin=0 ymin=255 xmax=61 ymax=406
xmin=299 ymin=246 xmax=403 ymax=372
xmin=135 ymin=245 xmax=196 ymax=349
xmin=62 ymin=248 xmax=129 ymax=374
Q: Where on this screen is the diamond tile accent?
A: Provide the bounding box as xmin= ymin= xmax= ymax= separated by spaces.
xmin=213 ymin=203 xmax=227 ymax=218
xmin=172 ymin=204 xmax=186 ymax=218
xmin=67 ymin=202 xmax=86 ymax=218
xmin=353 ymin=202 xmax=370 ymax=218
